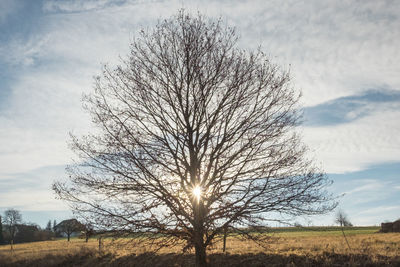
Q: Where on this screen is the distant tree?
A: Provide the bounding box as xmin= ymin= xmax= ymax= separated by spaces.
xmin=3 ymin=209 xmax=22 ymax=250
xmin=1 ymin=223 xmax=54 ymax=243
xmin=335 ymin=210 xmax=353 ymax=227
xmin=14 ymin=224 xmax=39 ymax=243
xmin=46 ymin=220 xmax=52 ymax=231
xmin=83 ymin=223 xmax=94 ymax=242
xmin=54 ymin=219 xmax=85 ymax=241
xmin=53 ymin=11 xmax=336 ymax=267
xmin=0 ymin=215 xmax=4 ymax=244
xmin=35 ymin=227 xmax=55 ymax=241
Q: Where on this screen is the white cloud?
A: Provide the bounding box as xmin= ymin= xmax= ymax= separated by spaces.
xmin=6 ymin=0 xmax=400 ymax=102
xmin=0 ymin=165 xmax=70 ymax=211
xmin=2 ymin=0 xmax=399 ymax=175
xmin=0 ymin=35 xmax=50 ymax=66
xmin=0 ymin=66 xmax=94 ymax=173
xmin=181 ymin=0 xmax=400 ymax=106
xmin=0 ymin=189 xmax=69 ymax=211
xmin=42 ymin=0 xmax=120 ymax=13
xmin=302 ymin=106 xmax=400 ymax=173
xmin=0 ymin=0 xmax=179 ymax=174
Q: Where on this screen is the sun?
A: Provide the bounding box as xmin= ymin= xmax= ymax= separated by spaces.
xmin=192 ymin=185 xmax=202 ymax=201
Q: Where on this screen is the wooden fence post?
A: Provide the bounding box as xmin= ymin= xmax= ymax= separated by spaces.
xmin=222 ymin=226 xmax=227 ymax=253
xmin=98 ymin=236 xmax=103 ymax=253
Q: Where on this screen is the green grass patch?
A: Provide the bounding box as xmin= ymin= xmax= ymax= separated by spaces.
xmin=265 ymin=226 xmax=380 ymax=237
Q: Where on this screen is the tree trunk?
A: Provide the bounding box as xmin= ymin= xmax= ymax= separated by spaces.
xmin=10 ymin=239 xmax=13 ymax=251
xmin=67 ymin=233 xmax=70 ymax=242
xmin=195 ymin=242 xmax=207 ymax=267
xmin=98 ymin=237 xmax=103 ymax=252
xmin=222 ymin=226 xmax=227 ymax=253
xmin=193 ymin=199 xmax=207 ymax=267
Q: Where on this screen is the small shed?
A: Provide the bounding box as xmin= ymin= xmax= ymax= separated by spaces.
xmin=380 ymin=219 xmax=400 ymax=233
xmin=393 ymin=220 xmax=400 ymax=232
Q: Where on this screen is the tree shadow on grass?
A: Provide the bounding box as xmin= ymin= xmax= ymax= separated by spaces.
xmin=1 ymin=250 xmax=399 ymax=266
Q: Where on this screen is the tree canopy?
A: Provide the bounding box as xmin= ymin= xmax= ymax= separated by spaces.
xmin=54 ymin=219 xmax=85 ymax=241
xmin=54 ymin=11 xmax=336 ymax=267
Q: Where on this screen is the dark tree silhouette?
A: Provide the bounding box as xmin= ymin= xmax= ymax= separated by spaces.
xmin=54 ymin=219 xmax=85 ymax=241
xmin=46 ymin=220 xmax=52 ymax=231
xmin=0 ymin=215 xmax=4 ymax=244
xmin=3 ymin=209 xmax=22 ymax=250
xmin=54 ymin=11 xmax=336 ymax=267
xmin=14 ymin=224 xmax=39 ymax=243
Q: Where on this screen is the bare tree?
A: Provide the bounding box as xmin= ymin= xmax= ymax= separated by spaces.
xmin=3 ymin=209 xmax=22 ymax=250
xmin=54 ymin=219 xmax=85 ymax=241
xmin=54 ymin=11 xmax=335 ymax=267
xmin=335 ymin=210 xmax=352 ymax=227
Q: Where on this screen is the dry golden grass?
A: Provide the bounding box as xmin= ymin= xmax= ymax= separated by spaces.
xmin=0 ymin=231 xmax=399 ymax=266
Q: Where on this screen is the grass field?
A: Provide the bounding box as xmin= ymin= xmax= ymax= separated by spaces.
xmin=0 ymin=227 xmax=399 ymax=266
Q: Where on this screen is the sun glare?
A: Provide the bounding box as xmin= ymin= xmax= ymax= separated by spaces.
xmin=192 ymin=185 xmax=202 ymax=201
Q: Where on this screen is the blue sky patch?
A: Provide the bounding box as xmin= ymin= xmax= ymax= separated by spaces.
xmin=303 ymin=89 xmax=400 ymax=126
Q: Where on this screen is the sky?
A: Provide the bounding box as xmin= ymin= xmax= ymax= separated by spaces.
xmin=0 ymin=0 xmax=399 ymax=228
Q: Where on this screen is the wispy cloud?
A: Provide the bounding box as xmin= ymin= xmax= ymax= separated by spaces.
xmin=338 ymin=179 xmax=400 ymax=207
xmin=343 ymin=180 xmax=385 ymax=196
xmin=0 ymin=35 xmax=50 ymax=66
xmin=357 ymin=205 xmax=400 ymax=216
xmin=42 ymin=0 xmax=123 ymax=13
xmin=302 ymin=105 xmax=400 ymax=173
